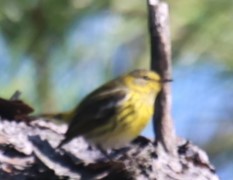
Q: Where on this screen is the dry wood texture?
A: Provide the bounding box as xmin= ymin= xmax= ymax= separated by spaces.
xmin=0 ymin=118 xmax=218 ymax=179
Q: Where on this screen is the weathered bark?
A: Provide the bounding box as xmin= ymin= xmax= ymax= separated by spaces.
xmin=0 ymin=118 xmax=219 ymax=180
xmin=148 ymin=0 xmax=177 ymax=156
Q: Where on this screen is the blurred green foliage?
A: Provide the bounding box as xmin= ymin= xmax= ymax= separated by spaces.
xmin=0 ymin=0 xmax=232 ymax=112
xmin=0 ymin=0 xmax=231 ymax=114
xmin=0 ymin=0 xmax=232 ymax=111
xmin=169 ymin=0 xmax=233 ymax=65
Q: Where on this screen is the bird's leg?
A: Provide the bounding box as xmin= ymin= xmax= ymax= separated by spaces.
xmin=113 ymin=147 xmax=130 ymax=156
xmin=96 ymin=145 xmax=112 ymax=161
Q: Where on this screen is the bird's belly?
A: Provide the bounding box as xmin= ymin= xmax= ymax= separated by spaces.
xmin=87 ymin=103 xmax=153 ymax=149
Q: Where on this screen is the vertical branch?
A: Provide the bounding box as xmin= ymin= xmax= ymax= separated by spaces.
xmin=147 ymin=0 xmax=177 ymax=155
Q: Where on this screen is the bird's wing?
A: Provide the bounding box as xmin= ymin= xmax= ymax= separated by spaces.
xmin=61 ymin=82 xmax=127 ymax=145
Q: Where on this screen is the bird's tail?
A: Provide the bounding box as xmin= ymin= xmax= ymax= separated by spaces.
xmin=32 ymin=110 xmax=75 ymax=124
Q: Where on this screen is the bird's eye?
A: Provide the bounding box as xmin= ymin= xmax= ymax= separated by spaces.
xmin=142 ymin=76 xmax=150 ymax=80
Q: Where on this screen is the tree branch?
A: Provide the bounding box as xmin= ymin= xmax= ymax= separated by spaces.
xmin=0 ymin=118 xmax=218 ymax=179
xmin=147 ymin=0 xmax=177 ymax=155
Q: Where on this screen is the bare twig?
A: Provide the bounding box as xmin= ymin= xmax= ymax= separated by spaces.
xmin=10 ymin=91 xmax=21 ymax=101
xmin=147 ymin=0 xmax=177 ymax=155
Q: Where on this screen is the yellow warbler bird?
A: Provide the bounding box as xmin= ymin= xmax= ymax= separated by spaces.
xmin=58 ymin=69 xmax=171 ymax=150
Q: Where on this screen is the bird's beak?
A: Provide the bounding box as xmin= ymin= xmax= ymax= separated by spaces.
xmin=160 ymin=79 xmax=173 ymax=83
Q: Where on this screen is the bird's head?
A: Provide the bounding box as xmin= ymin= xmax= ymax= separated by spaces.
xmin=123 ymin=69 xmax=172 ymax=94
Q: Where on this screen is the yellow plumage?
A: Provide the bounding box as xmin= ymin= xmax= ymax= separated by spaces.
xmin=58 ymin=69 xmax=171 ymax=150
